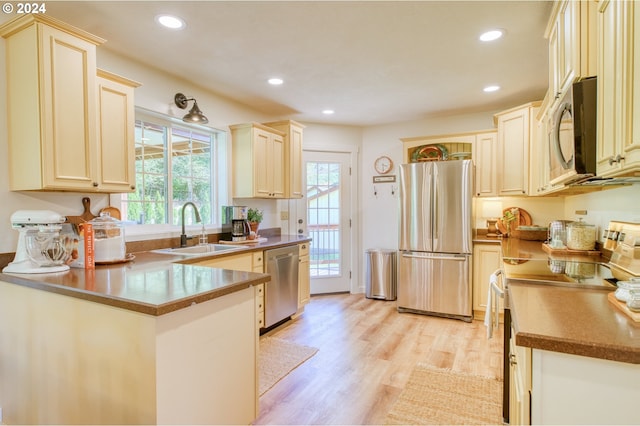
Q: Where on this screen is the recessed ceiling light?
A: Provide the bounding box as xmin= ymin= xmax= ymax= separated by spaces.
xmin=479 ymin=29 xmax=504 ymax=42
xmin=484 ymin=85 xmax=500 ymax=93
xmin=268 ymin=78 xmax=284 ymax=85
xmin=322 ymin=109 xmax=335 ymax=115
xmin=156 ymin=15 xmax=185 ymax=30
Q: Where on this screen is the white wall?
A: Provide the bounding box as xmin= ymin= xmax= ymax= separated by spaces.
xmin=359 ymin=111 xmax=500 ymax=253
xmin=564 ymin=185 xmax=640 ymax=243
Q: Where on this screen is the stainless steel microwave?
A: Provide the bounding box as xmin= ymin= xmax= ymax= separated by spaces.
xmin=548 ymin=77 xmax=597 ymax=186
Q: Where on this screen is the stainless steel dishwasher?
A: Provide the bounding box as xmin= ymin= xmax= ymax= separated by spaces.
xmin=264 ymin=245 xmax=299 ymax=329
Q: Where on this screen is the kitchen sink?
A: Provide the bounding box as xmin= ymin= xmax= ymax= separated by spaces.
xmin=152 ymin=244 xmax=245 ymax=257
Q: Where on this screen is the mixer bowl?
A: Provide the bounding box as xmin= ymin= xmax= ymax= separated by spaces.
xmin=25 ymin=229 xmax=76 ymax=267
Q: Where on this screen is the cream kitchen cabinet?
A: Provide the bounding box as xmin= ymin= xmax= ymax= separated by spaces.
xmin=401 ymin=132 xmax=475 ymax=163
xmin=96 ymin=69 xmax=140 ymax=193
xmin=231 ymin=123 xmax=286 ymax=198
xmin=495 ymin=102 xmax=541 ymax=196
xmin=0 ymin=15 xmax=138 ymax=193
xmin=472 ymin=242 xmax=502 ymax=320
xmin=298 ymin=242 xmax=311 ymax=309
xmin=0 ymin=15 xmax=106 ymax=192
xmin=195 ymin=251 xmax=265 ymax=327
xmin=263 ymin=120 xmax=305 ymax=199
xmin=473 ymin=131 xmax=498 ymax=197
xmin=596 ymin=0 xmax=640 ymax=178
xmin=509 ymin=327 xmax=532 ymax=426
xmin=546 ymin=0 xmax=597 ymax=106
xmin=195 ymin=251 xmax=257 ymax=272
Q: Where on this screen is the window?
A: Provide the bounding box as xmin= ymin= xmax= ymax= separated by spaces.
xmin=119 ymin=109 xmax=226 ymax=228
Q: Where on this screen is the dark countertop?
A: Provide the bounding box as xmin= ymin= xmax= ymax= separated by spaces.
xmin=501 ymin=238 xmax=640 ymax=364
xmin=0 ymin=235 xmax=311 ymax=316
xmin=508 ymin=282 xmax=640 ymax=363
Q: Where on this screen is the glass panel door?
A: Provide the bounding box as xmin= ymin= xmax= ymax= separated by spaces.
xmin=297 ymin=151 xmax=351 ymax=294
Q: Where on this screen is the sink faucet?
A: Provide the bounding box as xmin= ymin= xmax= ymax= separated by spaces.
xmin=180 ymin=202 xmax=202 ymax=247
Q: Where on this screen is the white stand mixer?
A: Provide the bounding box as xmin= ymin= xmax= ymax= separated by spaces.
xmin=2 ymin=210 xmax=70 ymax=274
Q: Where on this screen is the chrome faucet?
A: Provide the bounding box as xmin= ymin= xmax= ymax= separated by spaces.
xmin=180 ymin=202 xmax=202 ymax=247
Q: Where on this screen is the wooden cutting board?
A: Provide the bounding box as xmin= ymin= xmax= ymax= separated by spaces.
xmin=80 ymin=197 xmax=97 ymax=222
xmin=100 ymin=206 xmax=121 ymax=220
xmin=608 ymin=292 xmax=640 ymax=322
xmin=66 ymin=197 xmax=97 ymax=225
xmin=496 ymin=207 xmax=532 ymax=235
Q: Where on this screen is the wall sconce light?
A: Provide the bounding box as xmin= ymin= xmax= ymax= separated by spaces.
xmin=482 ymin=200 xmax=503 ymax=237
xmin=174 ymin=93 xmax=209 ymax=124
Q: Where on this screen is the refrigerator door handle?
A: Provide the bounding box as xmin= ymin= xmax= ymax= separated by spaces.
xmin=401 ymin=253 xmax=467 ymax=262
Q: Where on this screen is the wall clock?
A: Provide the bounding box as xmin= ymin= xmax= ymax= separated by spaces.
xmin=374 ymin=155 xmax=393 ymax=174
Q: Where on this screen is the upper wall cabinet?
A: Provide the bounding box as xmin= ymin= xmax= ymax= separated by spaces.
xmin=231 ymin=123 xmax=286 ymax=198
xmin=546 ymin=0 xmax=597 ymax=106
xmin=96 ymin=70 xmax=141 ymax=193
xmin=263 ymin=120 xmax=305 ymax=199
xmin=473 ymin=131 xmax=498 ymax=197
xmin=401 ymin=133 xmax=474 ymax=164
xmin=495 ymin=102 xmax=541 ymax=196
xmin=596 ymin=0 xmax=640 ymax=178
xmin=0 ymin=15 xmax=139 ymax=193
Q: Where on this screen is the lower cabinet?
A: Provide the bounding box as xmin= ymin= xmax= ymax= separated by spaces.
xmin=195 ymin=252 xmax=254 ymax=271
xmin=472 ymin=242 xmax=502 ymax=320
xmin=195 ymin=251 xmax=265 ymax=327
xmin=530 ymin=349 xmax=640 ymax=424
xmin=510 ymin=327 xmax=532 ymax=425
xmin=298 ymin=242 xmax=311 ymax=309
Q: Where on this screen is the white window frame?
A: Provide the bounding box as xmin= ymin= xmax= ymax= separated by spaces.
xmin=110 ymin=107 xmax=229 ymax=241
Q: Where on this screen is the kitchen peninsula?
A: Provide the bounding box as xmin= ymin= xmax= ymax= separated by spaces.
xmin=500 ymin=238 xmax=640 ymax=425
xmin=0 ymin=237 xmax=312 ymax=425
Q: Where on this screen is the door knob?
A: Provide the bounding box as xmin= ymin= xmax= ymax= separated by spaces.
xmin=298 ymin=229 xmax=303 ymax=234
xmin=298 ymin=219 xmax=303 ymax=224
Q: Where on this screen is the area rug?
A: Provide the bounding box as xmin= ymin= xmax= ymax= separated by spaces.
xmin=259 ymin=337 xmax=318 ymax=396
xmin=384 ymin=363 xmax=502 ymax=425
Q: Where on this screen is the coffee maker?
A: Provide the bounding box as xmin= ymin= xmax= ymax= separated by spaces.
xmin=222 ymin=206 xmax=250 ymax=241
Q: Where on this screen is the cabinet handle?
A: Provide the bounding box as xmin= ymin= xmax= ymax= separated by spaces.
xmin=509 ymin=353 xmax=517 ymax=366
xmin=92 ymin=182 xmax=99 ymax=187
xmin=609 ymin=154 xmax=626 ymax=165
xmin=130 ymin=185 xmax=136 ymax=190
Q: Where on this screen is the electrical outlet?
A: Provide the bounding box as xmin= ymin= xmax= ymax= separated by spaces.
xmin=280 ymin=211 xmax=289 ymax=220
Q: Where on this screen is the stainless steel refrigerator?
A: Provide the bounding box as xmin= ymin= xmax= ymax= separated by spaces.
xmin=398 ymin=160 xmax=473 ymax=322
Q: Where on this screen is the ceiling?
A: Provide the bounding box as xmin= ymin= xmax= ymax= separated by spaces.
xmin=42 ymin=1 xmax=553 ymax=127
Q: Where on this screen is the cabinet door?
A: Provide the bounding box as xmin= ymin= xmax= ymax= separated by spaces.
xmin=298 ymin=243 xmax=310 ymax=308
xmin=271 ymin=133 xmax=285 ymax=198
xmin=473 ymin=132 xmax=498 ymax=197
xmin=252 ymin=251 xmax=264 ymax=273
xmin=497 ymin=108 xmax=531 ymax=196
xmin=96 ymin=71 xmax=137 ymax=192
xmin=472 ymin=243 xmax=502 ymax=318
xmin=195 ymin=253 xmax=253 ymax=271
xmin=509 ymin=331 xmax=532 ymax=426
xmin=622 ymin=1 xmax=640 ymax=173
xmin=252 ymin=128 xmax=284 ymax=198
xmin=288 ymin=125 xmax=304 ymax=198
xmin=253 ymin=128 xmax=272 ymax=197
xmin=596 ymin=0 xmax=624 ymax=177
xmin=40 ymin=24 xmax=99 ymax=190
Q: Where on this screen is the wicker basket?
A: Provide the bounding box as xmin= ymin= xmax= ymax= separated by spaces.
xmin=513 ymin=226 xmax=548 ymax=241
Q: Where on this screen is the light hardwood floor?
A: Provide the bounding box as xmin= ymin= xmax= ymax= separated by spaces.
xmin=254 ymin=293 xmax=504 ymax=425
